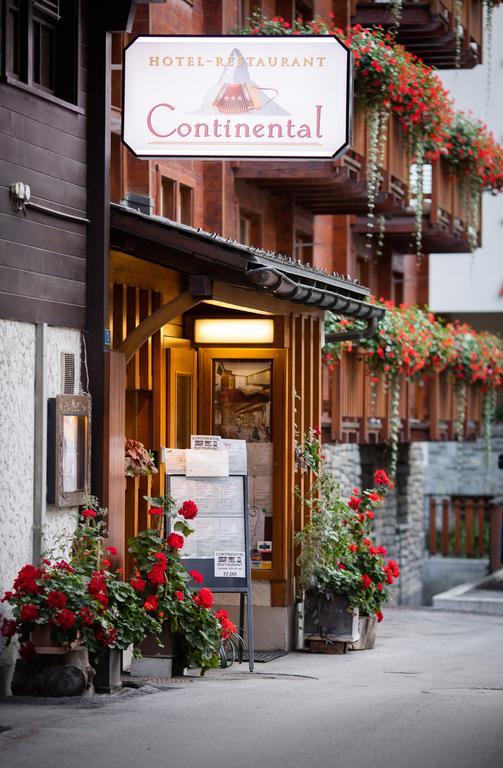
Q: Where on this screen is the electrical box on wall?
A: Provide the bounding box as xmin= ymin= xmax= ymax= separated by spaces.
xmin=47 ymin=395 xmax=92 ymax=507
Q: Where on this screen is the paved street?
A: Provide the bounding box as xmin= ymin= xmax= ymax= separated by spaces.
xmin=1 ymin=608 xmax=502 ymax=768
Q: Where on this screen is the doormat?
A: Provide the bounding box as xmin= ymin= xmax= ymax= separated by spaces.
xmin=242 ymin=650 xmax=288 ymax=663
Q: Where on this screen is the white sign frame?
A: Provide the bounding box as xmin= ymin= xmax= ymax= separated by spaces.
xmin=122 ymin=35 xmax=353 ymax=161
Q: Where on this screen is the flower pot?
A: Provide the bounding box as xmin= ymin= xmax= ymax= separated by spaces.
xmin=348 ymin=616 xmax=378 ymax=651
xmin=91 ymin=648 xmax=122 ymax=693
xmin=304 ymin=590 xmax=359 ymax=644
xmin=131 ymin=625 xmax=182 ymax=677
xmin=30 ymin=625 xmax=83 ymax=655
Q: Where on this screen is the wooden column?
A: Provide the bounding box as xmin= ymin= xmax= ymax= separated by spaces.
xmin=103 ymin=351 xmax=126 ymax=562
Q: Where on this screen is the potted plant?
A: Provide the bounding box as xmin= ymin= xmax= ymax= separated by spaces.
xmin=125 ymin=438 xmax=158 ymax=477
xmin=295 ymin=433 xmax=398 ymax=649
xmin=127 ymin=494 xmax=240 ymax=676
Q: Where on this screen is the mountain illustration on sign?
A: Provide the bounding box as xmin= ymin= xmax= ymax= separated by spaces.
xmin=192 ymin=48 xmax=290 ymax=115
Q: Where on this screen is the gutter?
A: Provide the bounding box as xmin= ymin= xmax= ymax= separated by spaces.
xmin=245 ymin=266 xmax=384 ymax=341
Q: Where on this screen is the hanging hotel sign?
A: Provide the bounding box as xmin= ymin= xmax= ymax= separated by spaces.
xmin=122 ymin=35 xmax=352 ymax=160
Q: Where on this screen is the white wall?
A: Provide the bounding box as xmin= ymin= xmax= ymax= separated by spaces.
xmin=0 ymin=320 xmax=81 ymax=690
xmin=429 ymin=8 xmax=503 ymax=316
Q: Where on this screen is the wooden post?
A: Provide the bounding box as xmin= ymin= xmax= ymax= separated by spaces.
xmin=441 ymin=498 xmax=450 ymax=556
xmin=103 ymin=351 xmax=126 ymax=564
xmin=429 ymin=497 xmax=437 ymax=555
xmin=465 ymin=498 xmax=474 ymax=556
xmin=490 ymin=506 xmax=503 ymax=573
xmin=477 ymin=498 xmax=486 ymax=557
xmin=454 ymin=498 xmax=462 ymax=556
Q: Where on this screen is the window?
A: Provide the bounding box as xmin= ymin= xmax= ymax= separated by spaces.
xmin=4 ymin=0 xmax=79 ymax=105
xmin=295 ymin=231 xmax=313 ymax=265
xmin=160 ymin=177 xmax=194 ymax=226
xmin=295 ymin=0 xmax=314 ymax=23
xmin=239 ymin=209 xmax=261 ymax=247
xmin=179 ymin=184 xmax=193 ymax=226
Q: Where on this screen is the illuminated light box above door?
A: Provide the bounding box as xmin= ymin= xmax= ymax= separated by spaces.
xmin=194 ymin=318 xmax=275 ymax=345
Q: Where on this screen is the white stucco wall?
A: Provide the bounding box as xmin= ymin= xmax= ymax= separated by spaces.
xmin=429 ymin=8 xmax=503 ymax=316
xmin=0 ymin=320 xmax=81 ymax=687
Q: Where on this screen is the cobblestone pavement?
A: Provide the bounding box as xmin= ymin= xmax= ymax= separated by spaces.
xmin=0 ymin=608 xmax=502 ymax=768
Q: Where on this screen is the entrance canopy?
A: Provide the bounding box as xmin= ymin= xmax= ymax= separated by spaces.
xmin=110 ymin=203 xmax=384 ymax=323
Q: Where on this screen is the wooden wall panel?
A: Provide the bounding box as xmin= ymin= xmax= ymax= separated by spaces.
xmin=0 ymin=5 xmax=88 ymax=329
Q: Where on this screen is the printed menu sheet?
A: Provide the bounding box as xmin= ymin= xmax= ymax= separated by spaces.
xmin=169 ymin=475 xmax=245 ymax=560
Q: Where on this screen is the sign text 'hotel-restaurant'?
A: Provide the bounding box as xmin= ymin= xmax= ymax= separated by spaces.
xmin=122 ymin=35 xmax=352 ymax=160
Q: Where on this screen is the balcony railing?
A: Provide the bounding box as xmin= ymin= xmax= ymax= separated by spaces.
xmin=353 ymin=156 xmax=480 ymax=252
xmin=322 ymin=349 xmax=483 ymax=443
xmin=350 ymin=1 xmax=483 ymax=69
xmin=232 ymin=106 xmax=408 ymax=216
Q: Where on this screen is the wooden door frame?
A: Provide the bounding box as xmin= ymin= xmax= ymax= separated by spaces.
xmin=198 ymin=347 xmax=288 ymax=583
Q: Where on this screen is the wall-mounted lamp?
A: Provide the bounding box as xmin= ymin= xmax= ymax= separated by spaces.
xmin=194 ymin=318 xmax=275 ymax=345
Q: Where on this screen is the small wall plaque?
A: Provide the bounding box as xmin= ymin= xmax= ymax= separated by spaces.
xmin=47 ymin=395 xmax=91 ymax=507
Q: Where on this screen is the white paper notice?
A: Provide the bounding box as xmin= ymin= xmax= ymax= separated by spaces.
xmin=191 ymin=435 xmax=222 ymax=451
xmin=164 ymin=448 xmax=186 ymax=474
xmin=186 ymin=449 xmax=229 ymax=477
xmin=221 ymin=439 xmax=247 ymax=475
xmin=214 ymin=551 xmax=246 ymax=578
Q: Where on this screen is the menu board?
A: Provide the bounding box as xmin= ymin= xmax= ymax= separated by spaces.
xmin=167 ymin=474 xmax=249 ymax=591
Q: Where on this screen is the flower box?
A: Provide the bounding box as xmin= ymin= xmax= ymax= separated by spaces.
xmin=304 ymin=590 xmax=360 ymax=644
xmin=348 ymin=615 xmax=378 ymax=651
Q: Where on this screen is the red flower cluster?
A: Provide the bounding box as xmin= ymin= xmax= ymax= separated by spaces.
xmin=148 ymin=507 xmax=163 ymax=517
xmin=20 ymin=604 xmax=39 ymax=622
xmin=55 ymin=608 xmax=76 ymax=630
xmin=215 ymin=608 xmax=237 ymax=640
xmin=167 ymin=532 xmax=184 ymax=550
xmin=13 ymin=564 xmax=42 ymax=595
xmin=1 ymin=618 xmax=17 ymax=637
xmin=178 ymin=500 xmax=198 ymax=520
xmin=361 ymin=574 xmax=372 ymax=590
xmin=81 ymin=508 xmax=97 ymax=519
xmin=47 ymin=590 xmax=67 ymax=609
xmin=194 ymin=587 xmax=213 ymax=610
xmin=144 ymin=594 xmax=158 ymax=611
xmin=130 ymin=576 xmax=147 ymax=593
xmin=384 ymin=560 xmax=400 ymax=585
xmin=87 ymin=571 xmax=108 ymax=608
xmin=148 ymin=552 xmax=167 ymax=586
xmin=189 ymin=570 xmax=204 ymax=584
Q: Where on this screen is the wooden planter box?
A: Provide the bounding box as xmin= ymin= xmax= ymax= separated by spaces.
xmin=348 ymin=616 xmax=378 ymax=651
xmin=304 ymin=590 xmax=360 ymax=644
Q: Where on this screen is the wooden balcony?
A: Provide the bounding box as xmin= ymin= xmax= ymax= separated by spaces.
xmin=232 ymin=107 xmax=408 ymax=216
xmin=353 ymin=157 xmax=480 ymax=253
xmin=322 ymin=350 xmax=482 ymax=444
xmin=350 ymin=1 xmax=483 ymax=69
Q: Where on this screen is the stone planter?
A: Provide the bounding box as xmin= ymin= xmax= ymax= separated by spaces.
xmin=91 ymin=648 xmax=122 ymax=693
xmin=131 ymin=625 xmax=183 ymax=677
xmin=348 ymin=615 xmax=377 ymax=651
xmin=304 ymin=590 xmax=359 ymax=644
xmin=12 ymin=647 xmax=94 ymax=697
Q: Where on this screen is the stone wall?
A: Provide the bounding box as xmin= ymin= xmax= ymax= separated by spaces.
xmin=424 ymin=432 xmax=503 ymax=498
xmin=323 ymin=442 xmax=425 ymax=607
xmin=0 ymin=320 xmax=81 ymax=693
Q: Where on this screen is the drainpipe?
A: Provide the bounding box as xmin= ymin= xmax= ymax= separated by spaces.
xmin=33 ymin=323 xmax=47 ymax=564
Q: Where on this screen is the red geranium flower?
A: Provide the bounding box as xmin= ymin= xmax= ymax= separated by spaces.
xmin=105 ymin=546 xmax=118 ymax=556
xmin=374 ymin=469 xmax=391 ymax=486
xmin=361 ymin=574 xmax=372 ymax=590
xmin=348 ymin=543 xmax=357 ymax=553
xmin=47 ymin=590 xmax=67 ymax=610
xmin=194 ymin=587 xmax=213 ymax=609
xmin=189 ymin=570 xmax=204 ymax=584
xmin=175 ymin=591 xmax=185 ymax=602
xmin=376 ymin=610 xmax=384 ymax=623
xmin=81 ymin=508 xmax=97 ymax=518
xmin=13 ymin=564 xmax=42 ymax=595
xmin=153 ymin=552 xmax=167 ymax=567
xmin=79 ymin=606 xmax=95 ymax=626
xmin=144 ymin=595 xmax=158 ymax=611
xmin=148 ymin=564 xmax=166 ymax=586
xmin=178 ymin=500 xmax=198 ymax=520
xmin=55 ymin=608 xmax=76 ymax=630
xmin=1 ymin=618 xmax=16 ymax=637
xmin=20 ymin=604 xmax=39 ymax=622
xmin=167 ymin=532 xmax=184 ymax=550
xmin=130 ymin=576 xmax=147 ymax=593
xmin=148 ymin=507 xmax=163 ymax=517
